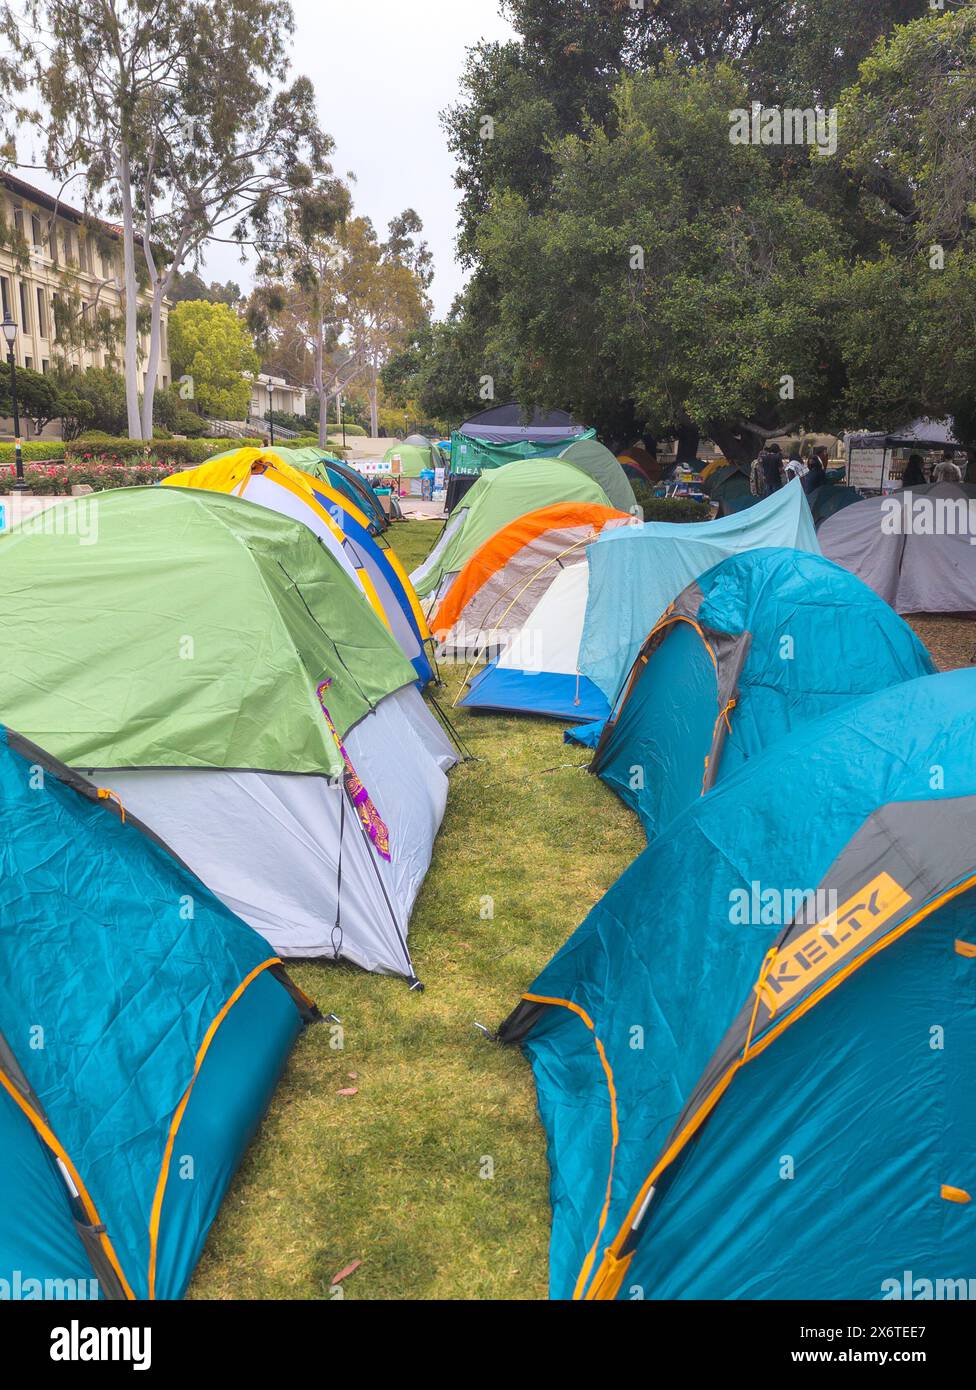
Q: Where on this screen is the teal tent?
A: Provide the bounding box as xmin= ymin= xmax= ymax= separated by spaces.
xmin=0 ymin=725 xmax=315 ymax=1301
xmin=578 ymin=481 xmax=820 ymax=705
xmin=501 ymin=669 xmax=976 ymax=1299
xmin=578 ymin=549 xmax=935 ymax=840
xmin=705 ymin=462 xmax=753 ymax=513
xmin=806 ymin=479 xmax=862 ymax=527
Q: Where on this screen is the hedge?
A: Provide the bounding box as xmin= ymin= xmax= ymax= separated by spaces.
xmin=0 ymin=440 xmax=69 ymax=463
xmin=633 ymin=495 xmax=711 ymax=523
xmin=0 ymin=436 xmax=265 ymax=467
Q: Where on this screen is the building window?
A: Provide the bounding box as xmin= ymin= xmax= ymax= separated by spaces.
xmin=30 ymin=213 xmax=42 ymax=250
xmin=0 ymin=276 xmax=10 ymax=318
xmin=19 ymin=281 xmax=29 ymax=334
xmin=13 ymin=207 xmax=24 ymax=240
xmin=24 ymin=356 xmax=32 ymax=370
xmin=41 ymin=358 xmax=49 ymax=374
xmin=36 ymin=287 xmax=47 ymax=338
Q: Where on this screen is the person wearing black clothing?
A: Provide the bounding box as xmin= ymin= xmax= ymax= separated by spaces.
xmin=801 ymin=452 xmax=825 ymax=494
xmin=759 ymin=443 xmax=783 ymax=495
xmin=901 ymin=453 xmax=926 ymax=487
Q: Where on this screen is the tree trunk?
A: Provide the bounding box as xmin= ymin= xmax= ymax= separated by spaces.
xmin=118 ymin=147 xmax=143 ymax=440
xmin=315 ymin=323 xmax=327 ymax=448
xmin=675 ymin=423 xmax=700 ymax=463
xmin=709 ymin=423 xmax=763 ymax=469
xmin=368 ymin=364 xmax=379 ymax=438
xmin=139 ymin=282 xmax=165 ymax=440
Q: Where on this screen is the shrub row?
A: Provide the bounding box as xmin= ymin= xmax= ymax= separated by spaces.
xmin=0 ymin=436 xmax=265 ymax=468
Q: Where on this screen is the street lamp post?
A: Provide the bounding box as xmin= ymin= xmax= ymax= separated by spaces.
xmin=1 ymin=312 xmax=25 ymax=491
xmin=267 ymin=377 xmax=275 ymax=447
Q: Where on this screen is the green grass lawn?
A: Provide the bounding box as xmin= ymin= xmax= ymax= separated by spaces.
xmin=189 ymin=519 xmax=644 ymax=1301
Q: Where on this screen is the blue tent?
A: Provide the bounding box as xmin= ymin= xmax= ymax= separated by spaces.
xmin=322 ymin=459 xmax=389 ymax=534
xmin=501 ymin=669 xmax=976 ymax=1300
xmin=0 ymin=727 xmax=316 ymax=1301
xmin=306 ymin=480 xmax=433 ymax=685
xmin=578 ymin=549 xmax=935 ymax=840
xmin=578 ymin=481 xmax=820 ymax=706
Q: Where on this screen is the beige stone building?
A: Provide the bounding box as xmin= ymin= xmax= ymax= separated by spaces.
xmin=0 ymin=173 xmax=171 ymax=436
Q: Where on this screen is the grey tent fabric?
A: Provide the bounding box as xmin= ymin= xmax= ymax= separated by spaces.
xmin=458 ymin=402 xmax=586 ymax=445
xmin=819 ymin=483 xmax=976 ymax=613
xmin=558 ymin=438 xmax=636 ymax=513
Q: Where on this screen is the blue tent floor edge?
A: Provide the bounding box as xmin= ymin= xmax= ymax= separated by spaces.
xmin=460 ymin=661 xmax=611 ymax=722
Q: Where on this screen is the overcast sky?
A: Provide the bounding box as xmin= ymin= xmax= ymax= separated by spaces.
xmin=206 ymin=0 xmax=515 ymax=317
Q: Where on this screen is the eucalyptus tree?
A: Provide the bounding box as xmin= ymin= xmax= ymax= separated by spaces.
xmin=5 ymin=0 xmax=344 ymax=437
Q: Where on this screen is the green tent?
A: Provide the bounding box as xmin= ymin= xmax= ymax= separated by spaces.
xmin=410 ymin=457 xmax=612 ymax=601
xmin=0 ymin=487 xmax=411 ymax=775
xmin=383 ymin=436 xmax=443 ymax=479
xmin=0 ymin=486 xmax=456 ymax=980
xmin=558 ymin=438 xmax=635 ymax=512
xmin=449 ymin=428 xmax=596 ymax=476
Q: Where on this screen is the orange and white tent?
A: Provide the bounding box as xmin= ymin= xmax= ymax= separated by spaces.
xmin=431 ymin=502 xmax=631 ymax=656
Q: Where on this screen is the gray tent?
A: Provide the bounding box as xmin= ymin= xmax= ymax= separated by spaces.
xmin=819 ymin=482 xmax=976 ymax=613
xmin=457 ymin=403 xmax=586 ymax=447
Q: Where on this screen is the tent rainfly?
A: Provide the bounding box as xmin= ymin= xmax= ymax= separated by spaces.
xmin=578 ymin=480 xmax=821 ymax=705
xmin=0 ymin=487 xmax=456 ymax=984
xmin=165 ymin=449 xmax=432 ymax=683
xmin=0 ymin=724 xmax=316 ymax=1300
xmin=579 ymin=548 xmax=935 ymax=840
xmin=411 ymin=457 xmax=612 ymax=606
xmin=819 ymin=482 xmax=976 ymax=614
xmin=501 ymin=668 xmax=976 ymax=1300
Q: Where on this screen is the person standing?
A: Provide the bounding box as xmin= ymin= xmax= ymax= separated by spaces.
xmin=934 ymin=456 xmax=963 ymax=484
xmin=784 ymin=444 xmax=807 ymax=483
xmin=802 ymin=450 xmax=826 ymax=494
xmin=901 ymin=453 xmax=926 ymax=488
xmin=761 ymin=443 xmax=784 ymax=495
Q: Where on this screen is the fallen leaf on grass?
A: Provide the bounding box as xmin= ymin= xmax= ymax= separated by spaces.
xmin=330 ymin=1259 xmax=362 ymax=1287
xmin=336 ymin=1086 xmax=359 ymax=1097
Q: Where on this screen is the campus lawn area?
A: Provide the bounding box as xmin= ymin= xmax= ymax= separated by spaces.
xmin=189 ymin=520 xmax=974 ymax=1301
xmin=189 ymin=519 xmax=645 ymax=1301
